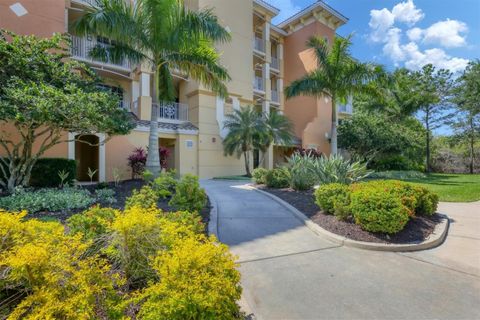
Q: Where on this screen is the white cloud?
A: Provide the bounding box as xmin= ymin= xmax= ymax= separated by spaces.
xmin=368 ymin=0 xmax=469 ymax=72
xmin=406 ymin=27 xmax=423 ymax=42
xmin=271 ymin=0 xmax=302 ymax=24
xmin=422 ymin=19 xmax=468 ymax=48
xmin=369 ymin=8 xmax=395 ymax=42
xmin=402 ymin=42 xmax=469 ymax=73
xmin=392 ymin=0 xmax=424 ymax=25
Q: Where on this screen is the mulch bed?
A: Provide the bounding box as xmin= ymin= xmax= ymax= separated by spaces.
xmin=261 ymin=186 xmax=442 ymax=244
xmin=27 ymin=179 xmax=211 ymax=230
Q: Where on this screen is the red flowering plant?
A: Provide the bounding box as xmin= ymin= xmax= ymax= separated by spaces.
xmin=295 ymin=147 xmax=323 ymax=158
xmin=127 ymin=147 xmax=147 ymax=179
xmin=159 ymin=147 xmax=171 ymax=170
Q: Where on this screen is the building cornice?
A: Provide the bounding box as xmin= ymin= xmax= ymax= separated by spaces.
xmin=253 ymin=0 xmax=280 ymax=16
xmin=277 ymin=1 xmax=348 ymax=30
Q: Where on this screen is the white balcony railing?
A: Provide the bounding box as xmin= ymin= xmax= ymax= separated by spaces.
xmin=271 ymin=57 xmax=279 ymax=70
xmin=253 ymin=37 xmax=265 ymax=53
xmin=71 ymin=35 xmax=131 ymax=70
xmin=271 ymin=90 xmax=279 ymax=103
xmin=253 ymin=76 xmax=264 ymax=92
xmin=155 ymin=102 xmax=189 ymax=122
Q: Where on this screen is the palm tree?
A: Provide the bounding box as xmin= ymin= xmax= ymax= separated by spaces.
xmin=257 ymin=111 xmax=294 ymax=166
xmin=285 ymin=35 xmax=383 ymax=155
xmin=222 ymin=107 xmax=265 ymax=176
xmin=72 ymin=0 xmax=231 ymax=175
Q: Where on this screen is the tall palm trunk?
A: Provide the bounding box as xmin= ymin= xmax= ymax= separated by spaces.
xmin=330 ymin=96 xmax=338 ymax=155
xmin=243 ymin=151 xmax=251 ymax=177
xmin=145 ymin=69 xmax=161 ymax=176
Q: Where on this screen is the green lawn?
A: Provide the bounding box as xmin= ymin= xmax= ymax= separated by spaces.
xmin=396 ymin=173 xmax=480 ymax=202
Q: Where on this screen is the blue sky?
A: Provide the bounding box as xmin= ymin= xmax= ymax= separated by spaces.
xmin=271 ymin=0 xmax=480 ymax=73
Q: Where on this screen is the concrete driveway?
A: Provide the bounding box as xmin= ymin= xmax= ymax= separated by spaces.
xmin=202 ymin=180 xmax=480 ymax=320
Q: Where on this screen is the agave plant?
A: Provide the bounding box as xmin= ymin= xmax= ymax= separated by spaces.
xmin=286 ymin=152 xmax=317 ymax=190
xmin=311 ymin=154 xmax=372 ymax=185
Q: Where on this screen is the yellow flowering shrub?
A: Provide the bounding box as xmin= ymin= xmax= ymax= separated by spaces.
xmin=0 ymin=211 xmax=123 ymax=320
xmin=135 ymin=234 xmax=242 ymax=320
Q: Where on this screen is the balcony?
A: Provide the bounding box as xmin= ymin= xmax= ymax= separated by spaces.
xmin=71 ymin=35 xmax=131 ymax=70
xmin=271 ymin=90 xmax=280 ymax=104
xmin=253 ymin=37 xmax=265 ymax=53
xmin=271 ymin=57 xmax=280 ymax=71
xmin=156 ymin=102 xmax=189 ymax=122
xmin=253 ymin=76 xmax=265 ymax=92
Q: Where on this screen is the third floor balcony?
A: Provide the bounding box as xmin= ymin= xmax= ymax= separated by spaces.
xmin=253 ymin=36 xmax=265 ymax=54
xmin=71 ymin=35 xmax=132 ymax=71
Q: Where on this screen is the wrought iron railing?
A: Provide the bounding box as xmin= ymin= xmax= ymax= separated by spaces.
xmin=155 ymin=102 xmax=189 ymax=122
xmin=70 ymin=35 xmax=131 ymax=70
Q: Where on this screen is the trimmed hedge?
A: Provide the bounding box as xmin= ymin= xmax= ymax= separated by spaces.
xmin=265 ymin=168 xmax=291 ymax=188
xmin=1 ymin=158 xmax=76 ymax=188
xmin=252 ymin=168 xmax=268 ymax=185
xmin=314 ymin=180 xmax=439 ymax=234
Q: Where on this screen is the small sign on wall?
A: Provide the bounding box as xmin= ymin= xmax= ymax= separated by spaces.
xmin=185 ymin=140 xmax=194 ymax=149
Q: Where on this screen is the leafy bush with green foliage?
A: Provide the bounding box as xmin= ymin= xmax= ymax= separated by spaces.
xmin=125 ymin=185 xmax=159 ymax=209
xmin=163 ymin=211 xmax=205 ymax=235
xmin=0 ymin=158 xmax=76 ymax=189
xmin=368 ymin=170 xmax=427 ymax=180
xmin=287 ymin=153 xmax=316 ymax=190
xmin=265 ymin=167 xmax=291 ymax=188
xmin=67 ymin=206 xmax=118 ymax=242
xmin=94 ymin=188 xmax=117 ymax=204
xmin=350 ymin=187 xmax=410 ymax=234
xmin=151 ymin=172 xmax=178 ymax=199
xmin=169 ymin=174 xmax=207 ymax=212
xmin=0 ymin=187 xmax=95 ymax=213
xmin=252 ymin=168 xmax=268 ymax=185
xmin=314 ymin=183 xmax=350 ymax=214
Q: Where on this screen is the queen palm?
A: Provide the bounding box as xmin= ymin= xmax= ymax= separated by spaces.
xmin=285 ymin=35 xmax=383 ymax=154
xmin=73 ymin=0 xmax=231 ymax=175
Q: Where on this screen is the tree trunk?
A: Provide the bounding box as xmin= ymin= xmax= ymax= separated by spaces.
xmin=330 ymin=98 xmax=338 ymax=155
xmin=145 ymin=69 xmax=161 ymax=176
xmin=425 ymin=109 xmax=431 ymax=173
xmin=469 ymin=117 xmax=474 ymax=174
xmin=244 ymin=151 xmax=251 ymax=177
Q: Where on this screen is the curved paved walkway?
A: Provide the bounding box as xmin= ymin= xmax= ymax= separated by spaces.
xmin=202 ymin=180 xmax=480 ymax=320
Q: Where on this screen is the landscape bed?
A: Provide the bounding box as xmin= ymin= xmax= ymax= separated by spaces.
xmin=1 ymin=179 xmax=211 ymax=230
xmin=261 ymin=186 xmax=442 ymax=244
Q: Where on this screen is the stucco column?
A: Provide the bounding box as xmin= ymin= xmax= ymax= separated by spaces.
xmin=262 ymin=101 xmax=274 ymax=170
xmin=277 ymin=78 xmax=284 ymax=110
xmin=263 ymin=63 xmax=271 ymax=100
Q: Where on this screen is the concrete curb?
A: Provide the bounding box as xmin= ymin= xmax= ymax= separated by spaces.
xmin=253 ymin=186 xmax=450 ymax=252
xmin=205 ymin=190 xmax=219 ymax=237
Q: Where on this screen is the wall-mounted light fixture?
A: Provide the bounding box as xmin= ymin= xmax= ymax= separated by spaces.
xmin=10 ymin=2 xmax=28 ymax=17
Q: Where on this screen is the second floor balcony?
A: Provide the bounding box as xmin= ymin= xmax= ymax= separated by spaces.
xmin=71 ymin=35 xmax=132 ymax=71
xmin=156 ymin=102 xmax=189 ymax=122
xmin=253 ymin=76 xmax=265 ymax=92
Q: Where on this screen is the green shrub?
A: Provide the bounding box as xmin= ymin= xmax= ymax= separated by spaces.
xmin=413 ymin=186 xmax=439 ymax=216
xmin=67 ymin=206 xmax=118 ymax=242
xmin=152 ymin=172 xmax=178 ymax=199
xmin=265 ymin=168 xmax=291 ymax=188
xmin=252 ymin=168 xmax=268 ymax=185
xmin=95 ymin=188 xmax=117 ymax=204
xmin=368 ymin=170 xmax=427 ymax=180
xmin=0 ymin=187 xmax=94 ymax=213
xmin=350 ymin=188 xmax=410 ymax=234
xmin=125 ymin=185 xmax=159 ymax=209
xmin=287 ymin=153 xmax=316 ymax=190
xmin=136 ymin=234 xmax=242 ymax=320
xmin=314 ymin=183 xmax=350 ymax=214
xmin=312 ymin=154 xmax=371 ymax=185
xmin=163 ymin=211 xmax=204 ymax=234
xmin=169 ymin=174 xmax=207 ymax=212
xmin=0 ymin=158 xmax=76 ymax=188
xmin=142 ymin=169 xmax=154 ymax=182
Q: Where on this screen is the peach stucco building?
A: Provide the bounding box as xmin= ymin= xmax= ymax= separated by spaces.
xmin=0 ymin=0 xmax=350 ymax=182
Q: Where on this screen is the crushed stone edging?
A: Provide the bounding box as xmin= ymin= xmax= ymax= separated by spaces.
xmin=252 ymin=186 xmax=449 ymax=252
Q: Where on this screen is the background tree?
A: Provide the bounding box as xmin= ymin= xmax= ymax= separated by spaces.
xmin=284 ymin=35 xmax=384 ymax=154
xmin=449 ymin=60 xmax=480 ymax=174
xmin=73 ymin=0 xmax=231 ymax=175
xmin=0 ymin=31 xmax=134 ymax=192
xmin=257 ymin=111 xmax=294 ymax=166
xmin=338 ymin=112 xmax=425 ymax=171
